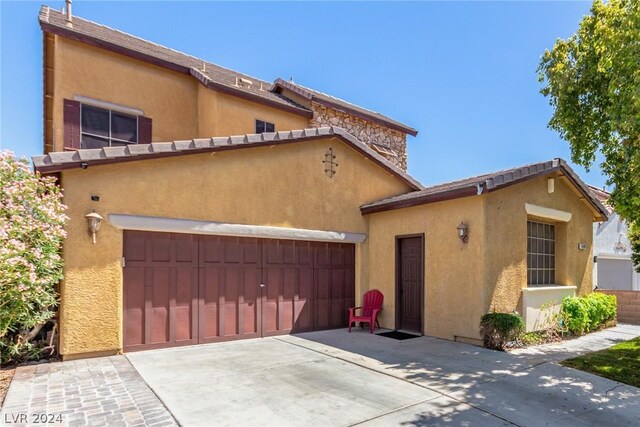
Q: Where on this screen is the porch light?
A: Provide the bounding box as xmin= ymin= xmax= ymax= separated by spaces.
xmin=85 ymin=211 xmax=103 ymax=244
xmin=457 ymin=222 xmax=469 ymax=244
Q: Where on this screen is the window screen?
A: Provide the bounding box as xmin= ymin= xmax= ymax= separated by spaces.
xmin=527 ymin=221 xmax=556 ymax=286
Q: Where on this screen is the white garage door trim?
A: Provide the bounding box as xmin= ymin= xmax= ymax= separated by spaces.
xmin=109 ymin=214 xmax=367 ymax=244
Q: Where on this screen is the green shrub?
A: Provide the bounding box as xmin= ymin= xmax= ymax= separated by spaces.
xmin=480 ymin=312 xmax=524 ymax=350
xmin=561 ymin=293 xmax=617 ymax=335
xmin=584 ymin=293 xmax=617 ymax=330
xmin=561 ymin=297 xmax=589 ymax=335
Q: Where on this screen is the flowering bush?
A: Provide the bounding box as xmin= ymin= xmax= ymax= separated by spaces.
xmin=0 ymin=150 xmax=67 ymax=363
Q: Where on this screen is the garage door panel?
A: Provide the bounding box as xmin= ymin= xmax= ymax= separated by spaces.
xmin=123 ymin=231 xmax=147 ymax=262
xmin=199 ymin=267 xmax=220 ymax=341
xmin=174 ymin=268 xmax=197 ymax=343
xmin=150 ymin=267 xmax=170 ymax=344
xmin=223 ymin=237 xmax=244 ymax=264
xmin=123 ymin=267 xmax=145 ymax=348
xmin=315 ymin=269 xmax=331 ymax=329
xmin=151 ymin=234 xmax=171 ymax=263
xmin=124 ymin=231 xmax=354 ymax=351
xmin=175 ymin=234 xmax=198 ymax=263
xmin=331 ymin=270 xmax=345 ymax=328
xmin=201 ymin=237 xmax=222 ymax=263
xmin=315 ymin=245 xmax=330 ymax=267
xmin=263 ymin=267 xmax=281 ymax=334
xmin=293 ymin=268 xmax=313 ymax=332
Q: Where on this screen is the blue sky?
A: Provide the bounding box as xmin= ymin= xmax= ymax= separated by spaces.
xmin=0 ymin=1 xmax=607 ymax=188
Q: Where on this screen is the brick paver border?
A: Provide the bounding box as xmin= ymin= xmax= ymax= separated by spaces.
xmin=0 ymin=356 xmax=177 ymax=426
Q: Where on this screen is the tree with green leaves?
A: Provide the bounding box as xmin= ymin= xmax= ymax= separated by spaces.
xmin=538 ymin=0 xmax=640 ymax=270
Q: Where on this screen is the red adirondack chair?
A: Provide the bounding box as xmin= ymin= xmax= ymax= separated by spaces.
xmin=348 ymin=289 xmax=384 ymax=334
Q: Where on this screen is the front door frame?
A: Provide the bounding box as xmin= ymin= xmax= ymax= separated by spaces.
xmin=395 ymin=234 xmax=425 ymax=334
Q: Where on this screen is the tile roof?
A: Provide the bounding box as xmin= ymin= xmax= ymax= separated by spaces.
xmin=360 ymin=158 xmax=609 ymax=219
xmin=39 ymin=5 xmax=418 ymax=134
xmin=32 ymin=127 xmax=423 ymax=190
xmin=587 ymin=185 xmax=613 ymax=214
xmin=272 ymin=79 xmax=419 ymax=136
xmin=39 ymin=6 xmax=311 ymax=117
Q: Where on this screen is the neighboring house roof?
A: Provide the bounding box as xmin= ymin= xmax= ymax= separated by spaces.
xmin=32 ymin=127 xmax=423 ymax=190
xmin=39 ymin=6 xmax=311 ymax=117
xmin=587 ymin=184 xmax=614 ymax=214
xmin=361 ymin=158 xmax=609 ymax=220
xmin=39 ymin=6 xmax=416 ymax=134
xmin=272 ymin=79 xmax=419 ymax=136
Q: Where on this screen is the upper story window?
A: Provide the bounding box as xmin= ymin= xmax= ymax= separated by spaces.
xmin=81 ymin=104 xmax=138 ymax=149
xmin=63 ymin=98 xmax=151 ymax=151
xmin=256 ymin=120 xmax=275 ymax=134
xmin=527 ymin=220 xmax=556 ymax=286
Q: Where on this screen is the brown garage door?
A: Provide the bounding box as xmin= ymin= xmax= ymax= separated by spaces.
xmin=123 ymin=231 xmax=355 ymax=351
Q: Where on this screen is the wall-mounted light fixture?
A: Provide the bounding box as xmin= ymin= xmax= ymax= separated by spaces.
xmin=457 ymin=222 xmax=469 ymax=244
xmin=85 ymin=211 xmax=103 ymax=244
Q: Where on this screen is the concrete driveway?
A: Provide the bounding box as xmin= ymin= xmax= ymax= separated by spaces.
xmin=127 ymin=326 xmax=640 ymax=426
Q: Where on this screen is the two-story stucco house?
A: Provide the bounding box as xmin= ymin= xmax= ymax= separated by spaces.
xmin=32 ymin=5 xmax=608 ymax=360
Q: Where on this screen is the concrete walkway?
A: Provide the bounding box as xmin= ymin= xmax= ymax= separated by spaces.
xmin=2 ymin=325 xmax=639 ymax=426
xmin=127 ymin=324 xmax=640 ymax=427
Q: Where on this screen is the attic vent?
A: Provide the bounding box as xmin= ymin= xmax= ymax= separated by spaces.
xmin=235 ymin=77 xmax=253 ymax=88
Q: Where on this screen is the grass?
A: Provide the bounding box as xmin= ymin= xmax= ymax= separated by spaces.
xmin=561 ymin=337 xmax=640 ymax=387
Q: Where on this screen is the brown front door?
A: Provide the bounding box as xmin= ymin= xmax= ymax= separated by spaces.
xmin=396 ymin=235 xmax=424 ymax=334
xmin=123 ymin=231 xmax=355 ymax=351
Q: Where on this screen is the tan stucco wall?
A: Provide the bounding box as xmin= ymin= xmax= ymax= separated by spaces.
xmin=366 ymin=173 xmax=598 ymax=342
xmin=58 ymin=137 xmax=411 ymax=357
xmin=484 ymin=174 xmax=596 ymax=317
xmin=197 ymin=87 xmax=308 ymax=137
xmin=52 ymin=37 xmax=199 ymax=150
xmin=50 ymin=37 xmax=309 ymax=153
xmin=366 ymin=197 xmax=486 ymax=341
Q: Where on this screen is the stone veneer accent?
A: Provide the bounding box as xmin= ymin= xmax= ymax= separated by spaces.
xmin=309 ymin=102 xmax=408 ymax=170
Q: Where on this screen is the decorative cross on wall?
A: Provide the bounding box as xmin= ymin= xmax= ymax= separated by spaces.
xmin=322 ymin=147 xmax=339 ymax=178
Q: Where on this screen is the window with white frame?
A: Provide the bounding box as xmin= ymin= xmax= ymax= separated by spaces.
xmin=81 ymin=104 xmax=138 ymax=149
xmin=527 ymin=220 xmax=556 ymax=286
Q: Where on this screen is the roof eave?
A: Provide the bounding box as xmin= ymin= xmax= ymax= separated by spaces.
xmin=40 ymin=23 xmax=313 ymax=119
xmin=33 ymin=128 xmax=422 ymax=192
xmin=360 ymin=160 xmax=610 ymax=220
xmin=272 ymin=80 xmax=418 ymax=137
xmin=360 ymin=185 xmax=478 ymax=215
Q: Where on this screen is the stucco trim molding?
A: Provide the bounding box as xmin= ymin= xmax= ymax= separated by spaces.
xmin=73 ymin=95 xmax=144 ymax=116
xmin=525 ymin=203 xmax=572 ymax=222
xmin=522 ymin=285 xmax=577 ymax=293
xmin=108 ymin=214 xmax=367 ymax=244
